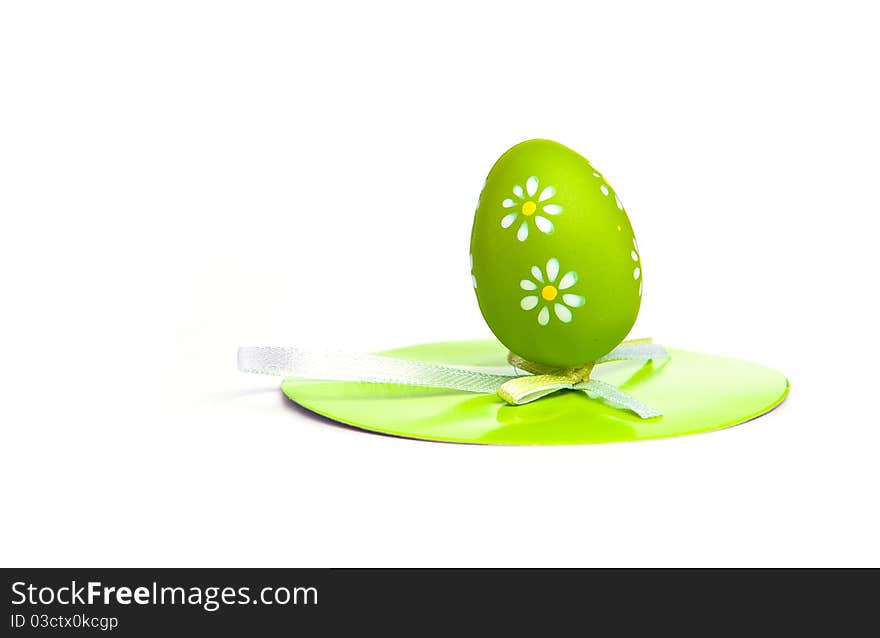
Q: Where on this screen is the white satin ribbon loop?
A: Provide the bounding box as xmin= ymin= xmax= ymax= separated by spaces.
xmin=237 ymin=342 xmax=669 ymax=419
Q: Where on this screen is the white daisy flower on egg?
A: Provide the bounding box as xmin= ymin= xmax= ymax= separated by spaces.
xmin=500 ymin=176 xmax=563 ymax=242
xmin=519 ymin=258 xmax=586 ymax=326
xmin=631 ymin=237 xmax=642 ymax=296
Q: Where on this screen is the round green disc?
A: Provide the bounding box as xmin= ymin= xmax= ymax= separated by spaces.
xmin=281 ymin=339 xmax=789 ymax=445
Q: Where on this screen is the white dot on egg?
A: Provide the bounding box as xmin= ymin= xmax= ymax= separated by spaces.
xmin=600 ymin=185 xmax=609 ymax=196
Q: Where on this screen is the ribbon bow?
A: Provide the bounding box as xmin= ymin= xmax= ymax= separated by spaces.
xmin=238 ymin=339 xmax=668 ymax=419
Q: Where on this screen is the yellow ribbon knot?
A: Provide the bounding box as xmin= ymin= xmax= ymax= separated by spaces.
xmin=498 ymin=352 xmax=597 ymax=405
xmin=495 ymin=340 xmax=666 ymax=418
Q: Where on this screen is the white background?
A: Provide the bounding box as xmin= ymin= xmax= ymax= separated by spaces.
xmin=2 ymin=1 xmax=878 ymax=567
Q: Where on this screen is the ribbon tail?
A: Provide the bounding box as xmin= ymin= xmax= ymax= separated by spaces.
xmin=597 ymin=342 xmax=670 ymax=364
xmin=237 ymin=346 xmax=516 ymax=393
xmin=497 ymin=375 xmax=572 ymax=405
xmin=575 ymin=379 xmax=662 ymax=419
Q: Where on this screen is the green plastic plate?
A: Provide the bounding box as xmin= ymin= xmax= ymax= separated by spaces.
xmin=281 ymin=339 xmax=789 ymax=445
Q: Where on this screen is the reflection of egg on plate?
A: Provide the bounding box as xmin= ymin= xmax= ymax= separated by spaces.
xmin=470 ymin=139 xmax=642 ymax=367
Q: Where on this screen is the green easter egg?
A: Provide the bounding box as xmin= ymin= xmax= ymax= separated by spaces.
xmin=470 ymin=139 xmax=642 ymax=367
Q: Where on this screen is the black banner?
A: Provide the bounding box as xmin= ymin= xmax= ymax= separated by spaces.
xmin=1 ymin=568 xmax=873 ymax=634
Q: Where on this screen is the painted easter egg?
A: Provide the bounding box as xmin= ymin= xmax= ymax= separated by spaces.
xmin=470 ymin=139 xmax=642 ymax=367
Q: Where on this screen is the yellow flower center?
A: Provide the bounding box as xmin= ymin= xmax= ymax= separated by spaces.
xmin=541 ymin=285 xmax=558 ymax=301
xmin=521 ymin=201 xmax=537 ymax=216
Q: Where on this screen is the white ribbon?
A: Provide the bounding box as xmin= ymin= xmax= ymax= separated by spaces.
xmin=237 ymin=342 xmax=669 ymax=419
